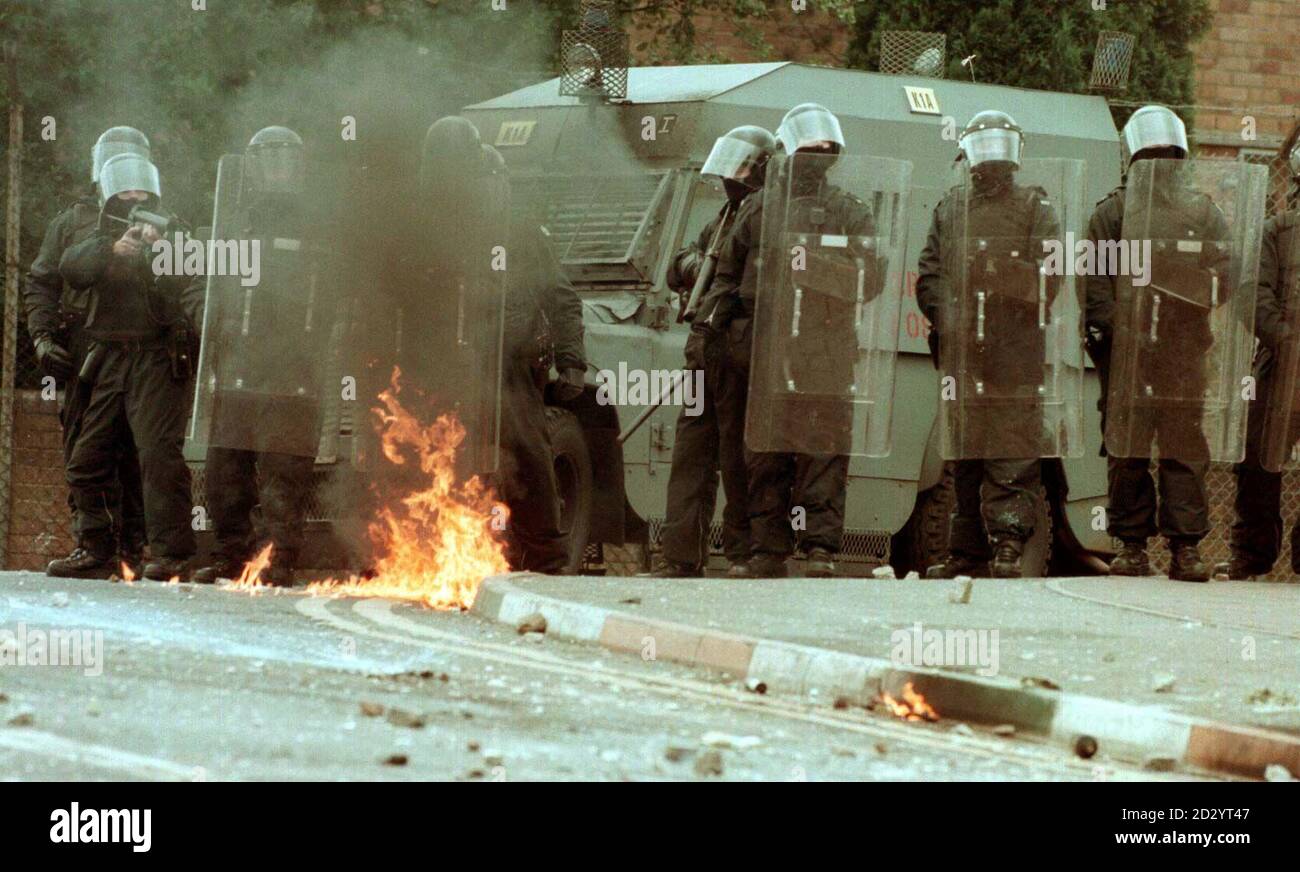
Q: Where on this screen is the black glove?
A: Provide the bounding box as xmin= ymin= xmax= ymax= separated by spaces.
xmin=554 ymin=366 xmax=585 ymax=402
xmin=926 ymin=328 xmax=940 ymax=368
xmin=34 ymin=335 xmax=75 ymax=380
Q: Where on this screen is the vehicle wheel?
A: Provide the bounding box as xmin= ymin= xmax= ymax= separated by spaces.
xmin=896 ymin=466 xmax=955 ymax=576
xmin=546 ymin=407 xmax=593 ymax=574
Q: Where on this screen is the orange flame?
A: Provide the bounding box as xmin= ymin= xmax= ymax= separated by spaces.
xmin=308 ymin=368 xmax=509 ymax=610
xmin=120 ymin=562 xmax=136 ymax=583
xmin=877 ymin=682 xmax=940 ymax=722
xmin=229 ymin=543 xmax=275 ymax=593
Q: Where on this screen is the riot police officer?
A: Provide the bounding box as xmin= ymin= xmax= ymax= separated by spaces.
xmin=29 ymin=128 xmax=151 ymax=578
xmin=705 ymin=103 xmax=872 ymax=578
xmin=1085 ymin=105 xmax=1229 ymax=581
xmin=648 ymin=125 xmax=775 ymax=578
xmin=58 ymin=152 xmax=201 ymax=580
xmin=422 ymin=117 xmax=586 ymax=574
xmin=1221 ymin=141 xmax=1300 ymax=579
xmin=191 ymin=127 xmax=319 ymax=587
xmin=917 ymin=111 xmax=1064 ymax=578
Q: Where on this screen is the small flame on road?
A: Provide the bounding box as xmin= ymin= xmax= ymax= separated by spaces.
xmin=229 ymin=543 xmax=275 ymax=592
xmin=876 ymin=682 xmax=939 ymax=722
xmin=120 ymin=562 xmax=136 ymax=583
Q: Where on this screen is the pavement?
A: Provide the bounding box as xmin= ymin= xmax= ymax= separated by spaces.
xmin=471 ymin=572 xmax=1300 ymax=779
xmin=0 ymin=570 xmax=1194 ymax=781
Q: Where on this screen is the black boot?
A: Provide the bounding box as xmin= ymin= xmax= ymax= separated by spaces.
xmin=924 ymin=554 xmax=987 ymax=579
xmin=747 ymin=553 xmax=789 ymax=578
xmin=989 ymin=539 xmax=1025 ymax=578
xmin=191 ymin=557 xmax=245 ymax=585
xmin=47 ymin=542 xmax=115 ymax=579
xmin=1213 ymin=557 xmax=1268 ymax=581
xmin=1108 ymin=539 xmax=1151 ymax=577
xmin=1169 ymin=541 xmax=1210 ymax=583
xmin=144 ymin=557 xmax=191 ymax=582
xmin=725 ymin=560 xmax=750 ymax=578
xmin=639 ymin=560 xmax=700 ymax=578
xmin=805 ymin=547 xmax=836 ymax=578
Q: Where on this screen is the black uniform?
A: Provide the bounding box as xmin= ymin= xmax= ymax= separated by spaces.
xmin=1230 ymin=209 xmax=1300 ymax=573
xmin=1084 ymin=183 xmax=1225 ymax=544
xmin=916 ymin=177 xmax=1060 ymax=549
xmin=658 ymin=202 xmax=751 ymax=568
xmin=201 ymin=206 xmax=318 ymax=576
xmin=498 ymin=216 xmax=586 ymax=573
xmin=706 ymin=175 xmax=870 ymax=561
xmin=24 ymin=194 xmax=145 ymax=560
xmin=58 ymin=215 xmax=201 ymax=564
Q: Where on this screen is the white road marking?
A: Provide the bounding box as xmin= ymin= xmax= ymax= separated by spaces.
xmin=0 ymin=728 xmax=202 ymax=781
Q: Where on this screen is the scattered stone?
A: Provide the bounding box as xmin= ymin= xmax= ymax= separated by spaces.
xmin=0 ymin=692 xmax=8 ymax=703
xmin=745 ymin=678 xmax=767 ymax=695
xmin=832 ymin=695 xmax=851 ymax=710
xmin=618 ymin=597 xmax=642 ymax=605
xmin=359 ymin=701 xmax=385 ymax=717
xmin=948 ymin=578 xmax=973 ymax=604
xmin=382 ymin=753 xmax=409 ymax=767
xmin=439 ymin=673 xmax=450 ymax=683
xmin=1143 ymin=755 xmax=1178 ymax=773
xmin=1246 ymin=687 xmax=1298 ymax=707
xmin=831 ymin=745 xmax=855 ymax=758
xmin=384 ymin=707 xmax=426 ymax=729
xmin=904 ymin=571 xmax=920 ymax=580
xmin=467 ymin=740 xmax=481 ymax=753
xmin=465 ymin=768 xmax=486 ymax=779
xmin=1073 ymin=735 xmax=1098 ymax=759
xmin=694 ymin=749 xmax=724 ymax=777
xmin=1021 ymin=676 xmax=1061 ymax=691
xmin=516 ymin=612 xmax=547 ymax=635
xmin=1102 ymin=652 xmax=1117 ymax=664
xmin=871 ymin=565 xmax=896 ymax=579
xmin=664 ymin=745 xmax=693 ymax=763
xmin=1151 ymin=673 xmax=1177 ymax=694
xmin=873 ymin=742 xmax=888 ymax=756
xmin=992 ymin=724 xmax=1016 ymax=737
xmin=950 ymin=723 xmax=975 ymax=738
xmin=7 ymin=712 xmax=34 ymax=727
xmin=701 ymin=731 xmax=762 ymax=751
xmin=51 ymin=592 xmax=69 ymax=608
xmin=1264 ymin=764 xmax=1296 ymax=782
xmin=482 ymin=750 xmax=504 ymax=766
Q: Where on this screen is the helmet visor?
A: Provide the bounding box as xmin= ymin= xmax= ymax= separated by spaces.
xmin=92 ymin=140 xmax=151 ymax=183
xmin=247 ymin=146 xmax=305 ymax=196
xmin=961 ymin=128 xmax=1021 ymax=168
xmin=701 ymin=135 xmax=767 ymax=187
xmin=99 ymin=155 xmax=161 ymax=205
xmin=777 ymin=111 xmax=844 ymax=154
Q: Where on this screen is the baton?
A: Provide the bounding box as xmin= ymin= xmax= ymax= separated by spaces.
xmin=616 ymin=377 xmax=683 ymax=445
xmin=679 ymin=200 xmax=735 ymax=324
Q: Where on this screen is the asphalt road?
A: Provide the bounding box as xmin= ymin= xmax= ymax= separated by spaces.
xmin=0 ymin=571 xmax=1211 ymax=781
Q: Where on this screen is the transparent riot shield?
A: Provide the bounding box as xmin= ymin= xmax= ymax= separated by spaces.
xmin=1258 ymin=219 xmax=1300 ymax=472
xmin=1104 ymin=159 xmax=1267 ymax=462
xmin=187 ymin=154 xmax=345 ymax=458
xmin=746 ymin=152 xmax=911 ymax=457
xmin=938 ymin=158 xmax=1086 ymax=460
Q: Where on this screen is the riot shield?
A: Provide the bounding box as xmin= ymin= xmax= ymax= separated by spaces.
xmin=1104 ymin=159 xmax=1267 ymax=462
xmin=188 ymin=154 xmax=345 ymax=458
xmin=1258 ymin=218 xmax=1300 ymax=472
xmin=938 ymin=158 xmax=1086 ymax=460
xmin=746 ymin=152 xmax=911 ymax=457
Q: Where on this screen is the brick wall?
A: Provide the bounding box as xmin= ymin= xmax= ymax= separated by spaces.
xmin=5 ymin=390 xmax=74 ymax=571
xmin=1193 ymin=0 xmax=1300 ymax=153
xmin=627 ymin=5 xmax=849 ymax=66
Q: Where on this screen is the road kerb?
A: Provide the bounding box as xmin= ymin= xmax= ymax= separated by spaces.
xmin=472 ymin=573 xmax=1300 ymax=779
